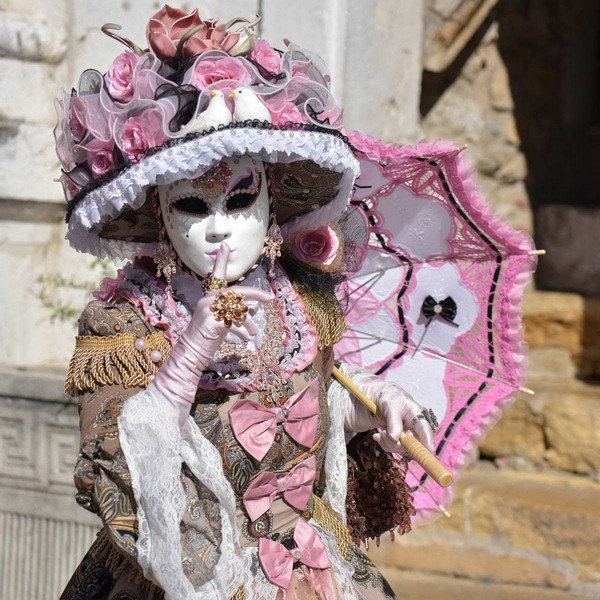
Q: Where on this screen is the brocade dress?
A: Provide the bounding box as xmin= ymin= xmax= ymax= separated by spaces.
xmin=60 ymin=263 xmax=397 ymax=600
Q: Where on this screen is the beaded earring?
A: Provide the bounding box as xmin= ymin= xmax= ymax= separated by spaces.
xmin=264 ymin=215 xmax=283 ymax=276
xmin=149 ymin=186 xmax=177 ymax=286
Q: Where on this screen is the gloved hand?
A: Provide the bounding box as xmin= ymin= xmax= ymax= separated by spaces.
xmin=342 ymin=365 xmax=435 ymax=454
xmin=154 ymin=243 xmax=274 ymax=429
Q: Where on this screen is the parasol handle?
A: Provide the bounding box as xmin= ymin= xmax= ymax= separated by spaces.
xmin=332 ymin=367 xmax=453 ymax=488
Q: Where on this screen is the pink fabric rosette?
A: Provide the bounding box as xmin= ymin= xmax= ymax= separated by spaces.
xmin=84 ymin=138 xmax=116 ymax=177
xmin=146 ymin=5 xmax=241 ymax=59
xmin=288 ymin=226 xmax=342 ymax=270
xmin=106 ymin=52 xmax=140 ymax=102
xmin=188 ymin=55 xmax=255 ymax=91
xmin=249 ymin=39 xmax=281 ymax=75
xmin=119 ymin=106 xmax=167 ymax=161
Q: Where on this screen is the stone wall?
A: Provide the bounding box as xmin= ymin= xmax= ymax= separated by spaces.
xmin=0 ymin=368 xmax=98 ymax=599
xmin=421 ymin=2 xmax=532 ymax=233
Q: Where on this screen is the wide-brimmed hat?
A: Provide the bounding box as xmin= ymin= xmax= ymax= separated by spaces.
xmin=55 ymin=5 xmax=360 ymax=261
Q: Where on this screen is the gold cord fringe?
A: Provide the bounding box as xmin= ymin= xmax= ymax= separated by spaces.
xmin=65 ymin=332 xmax=172 ymax=396
xmin=229 ymin=586 xmax=245 ymax=600
xmin=312 ymin=494 xmax=353 ymax=561
xmin=295 ymin=286 xmax=347 ymax=350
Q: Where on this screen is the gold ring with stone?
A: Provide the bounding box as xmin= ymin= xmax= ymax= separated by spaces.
xmin=207 ymin=276 xmax=228 ymax=291
xmin=209 ymin=291 xmax=248 ymax=327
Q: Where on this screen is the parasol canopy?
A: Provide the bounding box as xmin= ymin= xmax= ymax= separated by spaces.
xmin=335 ymin=133 xmax=537 ymax=525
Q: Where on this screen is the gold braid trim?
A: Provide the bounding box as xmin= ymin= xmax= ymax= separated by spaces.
xmin=295 ymin=285 xmax=347 ymax=350
xmin=65 ymin=332 xmax=172 ymax=396
xmin=229 ymin=586 xmax=245 ymax=600
xmin=312 ymin=494 xmax=354 ymax=561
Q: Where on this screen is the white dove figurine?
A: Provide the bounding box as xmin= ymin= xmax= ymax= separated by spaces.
xmin=187 ymin=90 xmax=232 ymax=134
xmin=229 ymin=87 xmax=272 ymax=124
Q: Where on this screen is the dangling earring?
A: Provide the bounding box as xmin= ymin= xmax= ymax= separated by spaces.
xmin=264 ymin=216 xmax=283 ymax=276
xmin=154 ymin=238 xmax=177 ymax=285
xmin=149 ymin=186 xmax=177 ymax=286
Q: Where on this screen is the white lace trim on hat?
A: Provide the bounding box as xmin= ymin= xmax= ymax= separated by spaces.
xmin=67 ymin=128 xmax=359 ymax=261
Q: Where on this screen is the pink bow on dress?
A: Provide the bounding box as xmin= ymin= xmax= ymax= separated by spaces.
xmin=243 ymin=455 xmax=317 ymax=522
xmin=229 ymin=378 xmax=320 ymax=461
xmin=258 ymin=519 xmax=331 ymax=590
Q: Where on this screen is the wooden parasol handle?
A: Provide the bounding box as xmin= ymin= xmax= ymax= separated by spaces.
xmin=332 ymin=367 xmax=453 ymax=488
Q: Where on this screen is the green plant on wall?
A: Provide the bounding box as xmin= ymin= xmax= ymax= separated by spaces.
xmin=34 ymin=258 xmax=117 ymax=323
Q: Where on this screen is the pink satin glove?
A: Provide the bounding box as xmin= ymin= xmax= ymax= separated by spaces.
xmin=154 ymin=243 xmax=274 ymax=430
xmin=341 ymin=365 xmax=435 ymax=454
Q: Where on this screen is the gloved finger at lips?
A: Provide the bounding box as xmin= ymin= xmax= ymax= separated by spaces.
xmin=212 ymin=241 xmax=231 ymax=282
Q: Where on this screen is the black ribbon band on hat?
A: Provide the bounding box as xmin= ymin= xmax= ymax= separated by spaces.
xmin=421 ymin=295 xmax=458 ymax=324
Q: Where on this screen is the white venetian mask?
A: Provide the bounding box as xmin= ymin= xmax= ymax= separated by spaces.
xmin=158 ymin=156 xmax=269 ymax=281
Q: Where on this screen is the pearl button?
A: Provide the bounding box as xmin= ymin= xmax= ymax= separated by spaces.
xmin=150 ymin=350 xmax=162 ymax=363
xmin=134 ymin=338 xmax=148 ymax=351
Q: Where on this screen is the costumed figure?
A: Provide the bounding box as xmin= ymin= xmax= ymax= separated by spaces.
xmin=56 ymin=5 xmax=536 ymax=600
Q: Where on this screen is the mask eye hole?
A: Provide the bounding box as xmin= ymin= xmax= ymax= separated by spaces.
xmin=170 ymin=197 xmax=209 ymax=217
xmin=225 ymin=190 xmax=258 ymax=213
xmin=225 ymin=171 xmax=262 ymax=214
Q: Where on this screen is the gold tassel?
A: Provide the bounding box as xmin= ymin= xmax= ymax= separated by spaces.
xmin=65 ymin=332 xmax=172 ymax=396
xmin=295 ymin=286 xmax=347 ymax=349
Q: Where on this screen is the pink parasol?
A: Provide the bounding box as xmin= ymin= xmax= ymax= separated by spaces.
xmin=335 ymin=133 xmax=537 ymax=525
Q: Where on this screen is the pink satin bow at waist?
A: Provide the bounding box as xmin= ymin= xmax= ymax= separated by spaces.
xmin=258 ymin=519 xmax=331 ymax=590
xmin=243 ymin=455 xmax=317 ymax=522
xmin=229 ymin=378 xmax=320 ymax=462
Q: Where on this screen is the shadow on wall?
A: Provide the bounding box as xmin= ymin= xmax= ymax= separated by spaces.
xmin=497 ymin=0 xmax=600 ymax=297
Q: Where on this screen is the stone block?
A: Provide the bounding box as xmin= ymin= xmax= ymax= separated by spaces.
xmin=477 ymin=393 xmax=545 ymax=461
xmin=498 ymin=152 xmax=527 ymax=183
xmin=491 ymin=180 xmax=533 ymax=232
xmin=462 ymin=471 xmax=600 ymax=569
xmin=264 ymin=0 xmax=426 ymax=142
xmin=490 ymin=57 xmax=514 ymax=112
xmin=523 ymin=290 xmax=600 ymax=377
xmin=0 ymin=220 xmax=99 ymax=368
xmin=523 ymin=291 xmax=584 ymax=355
xmin=542 ymin=386 xmax=600 ymax=474
xmin=423 ymin=79 xmax=486 ymax=142
xmin=368 ymin=540 xmax=571 ymax=589
xmin=0 ymin=11 xmax=67 ymax=63
xmin=527 ymin=347 xmax=577 ymax=381
xmin=0 ymin=58 xmax=67 ymax=124
xmin=378 ymin=568 xmax=590 ymax=600
xmin=0 ymin=123 xmax=64 ymax=202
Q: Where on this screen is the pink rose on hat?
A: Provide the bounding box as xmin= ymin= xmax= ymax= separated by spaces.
xmin=106 ymin=52 xmax=139 ymax=102
xmin=147 ymin=5 xmax=241 ymax=59
xmin=85 ymin=138 xmax=115 ymax=177
xmin=289 ymin=226 xmax=341 ymax=268
xmin=249 ymin=40 xmax=281 ymax=75
xmin=190 ymin=56 xmax=254 ymax=89
xmin=68 ymin=97 xmax=87 ymax=143
xmin=120 ymin=108 xmax=166 ymax=161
